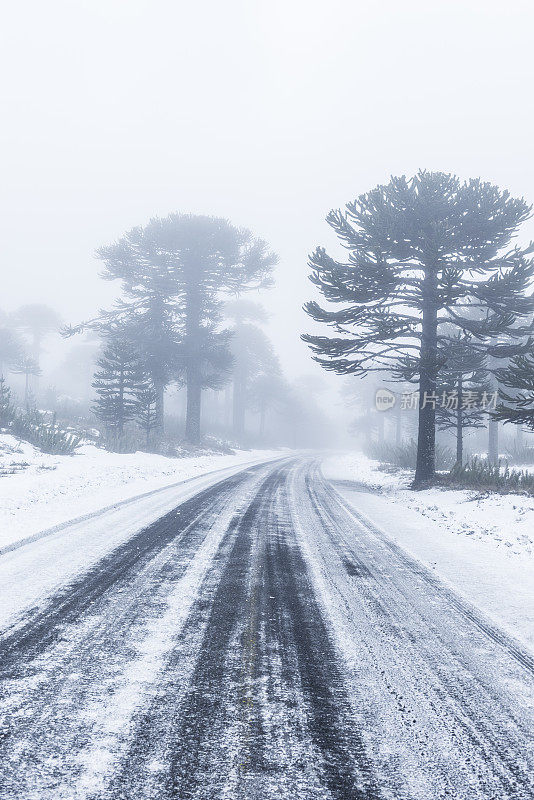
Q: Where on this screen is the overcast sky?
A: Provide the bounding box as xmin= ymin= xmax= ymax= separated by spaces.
xmin=1 ymin=0 xmax=534 ymax=379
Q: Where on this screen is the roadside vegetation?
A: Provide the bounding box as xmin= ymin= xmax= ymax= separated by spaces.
xmin=0 ymin=378 xmax=80 ymax=456
xmin=364 ymin=430 xmax=534 ymax=495
xmin=443 ymin=458 xmax=534 ymax=495
xmin=365 ymin=439 xmax=455 ymax=472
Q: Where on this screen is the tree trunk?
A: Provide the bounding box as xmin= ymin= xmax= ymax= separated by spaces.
xmin=32 ymin=333 xmax=41 ymax=400
xmin=456 ymin=374 xmax=463 ymax=465
xmin=395 ymin=398 xmax=402 ymax=446
xmin=377 ymin=411 xmax=385 ymax=443
xmin=225 ymin=385 xmax=232 ymax=427
xmin=486 ymin=364 xmax=499 ymax=466
xmin=259 ymin=403 xmax=266 ymax=439
xmin=154 ymin=379 xmax=165 ymax=435
xmin=414 ymin=269 xmax=438 ymax=487
xmin=232 ymin=372 xmax=246 ymax=441
xmin=117 ymin=367 xmax=125 ymax=440
xmin=488 ymin=418 xmax=499 ymax=465
xmin=185 ymin=371 xmax=202 ymax=444
xmin=184 ymin=280 xmax=202 ymax=445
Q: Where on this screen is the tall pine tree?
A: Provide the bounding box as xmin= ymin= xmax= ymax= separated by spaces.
xmin=249 ymin=370 xmax=286 ymax=439
xmin=66 ymin=252 xmax=179 ymax=434
xmin=98 ymin=214 xmax=276 ymax=445
xmin=435 ymin=335 xmax=491 ymax=465
xmin=0 ymin=327 xmax=24 ymax=377
xmin=92 ymin=334 xmax=146 ymax=446
xmin=134 ymin=383 xmax=159 ymax=449
xmin=303 ymin=171 xmax=534 ymax=486
xmin=0 ymin=377 xmax=14 ymax=427
xmin=12 ymin=357 xmax=42 ymax=410
xmin=224 ymin=300 xmax=275 ymax=441
xmin=493 ymin=353 xmax=534 ymax=430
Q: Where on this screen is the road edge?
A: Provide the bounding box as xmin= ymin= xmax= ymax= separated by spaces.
xmin=0 ymin=453 xmax=286 ymax=559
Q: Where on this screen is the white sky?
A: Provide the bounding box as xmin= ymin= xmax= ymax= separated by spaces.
xmin=1 ymin=0 xmax=534 ymax=380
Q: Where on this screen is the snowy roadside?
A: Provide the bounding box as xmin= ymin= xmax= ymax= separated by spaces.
xmin=0 ymin=434 xmax=283 ymax=552
xmin=322 ymin=451 xmax=534 ymax=653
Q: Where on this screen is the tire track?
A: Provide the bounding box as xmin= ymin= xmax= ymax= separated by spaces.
xmin=290 ymin=460 xmax=534 ymax=799
xmin=0 ymin=462 xmax=279 ymax=800
xmin=263 ymin=471 xmax=380 ymax=800
xmin=1 ymin=457 xmax=532 ymax=800
xmin=0 ymin=466 xmax=262 ymax=676
xmin=108 ymin=462 xmax=380 ymax=800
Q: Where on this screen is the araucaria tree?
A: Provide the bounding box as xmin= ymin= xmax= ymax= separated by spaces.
xmin=435 ymin=334 xmax=490 ymax=465
xmin=92 ymin=335 xmax=145 ymax=446
xmin=224 ymin=300 xmax=276 ymax=441
xmin=14 ymin=304 xmax=62 ymax=398
xmin=134 ymin=383 xmax=159 ymax=448
xmin=0 ymin=377 xmax=14 ymax=426
xmin=0 ymin=327 xmax=24 ymax=377
xmin=249 ymin=370 xmax=287 ymax=439
xmin=14 ymin=304 xmax=61 ymax=363
xmin=93 ymin=242 xmax=181 ymax=435
xmin=98 ymin=214 xmax=276 ymax=445
xmin=493 ymin=352 xmax=534 ymax=430
xmin=12 ymin=356 xmax=42 ymax=410
xmin=303 ymin=171 xmax=534 ymax=486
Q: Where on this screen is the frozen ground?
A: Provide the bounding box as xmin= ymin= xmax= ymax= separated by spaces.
xmin=0 ymin=434 xmax=282 ymax=552
xmin=322 ymin=451 xmax=534 ymax=653
xmin=1 ymin=458 xmax=532 ymax=799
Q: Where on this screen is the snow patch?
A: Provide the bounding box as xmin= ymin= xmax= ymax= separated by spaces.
xmin=0 ymin=433 xmax=282 ymax=551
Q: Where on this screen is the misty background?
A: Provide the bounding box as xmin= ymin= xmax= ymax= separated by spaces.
xmin=2 ymin=0 xmax=534 ymax=449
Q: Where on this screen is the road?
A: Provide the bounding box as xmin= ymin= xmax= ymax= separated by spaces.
xmin=0 ymin=458 xmax=532 ymax=799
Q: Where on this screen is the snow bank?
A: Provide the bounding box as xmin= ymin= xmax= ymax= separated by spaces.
xmin=322 ymin=451 xmax=534 ymax=652
xmin=0 ymin=434 xmax=281 ymax=552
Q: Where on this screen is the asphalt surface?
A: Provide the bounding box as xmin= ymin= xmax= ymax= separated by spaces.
xmin=0 ymin=458 xmax=532 ymax=799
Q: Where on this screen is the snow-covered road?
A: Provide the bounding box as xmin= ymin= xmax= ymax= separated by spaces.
xmin=0 ymin=458 xmax=532 ymax=799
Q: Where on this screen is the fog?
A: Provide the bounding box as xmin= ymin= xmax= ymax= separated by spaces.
xmin=2 ymin=0 xmax=534 ymax=447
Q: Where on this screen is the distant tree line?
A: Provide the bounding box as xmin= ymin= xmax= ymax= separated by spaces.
xmin=0 ymin=306 xmax=83 ymax=455
xmin=0 ymin=303 xmax=62 ymax=409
